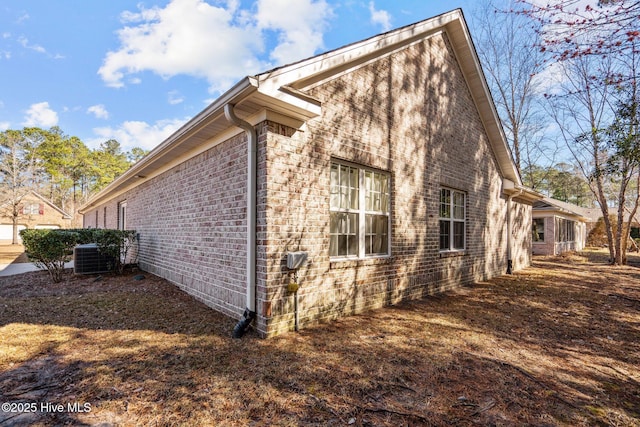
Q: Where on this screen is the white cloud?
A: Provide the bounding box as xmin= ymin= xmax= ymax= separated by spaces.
xmin=22 ymin=102 xmax=58 ymax=127
xmin=255 ymin=0 xmax=332 ymax=64
xmin=89 ymin=117 xmax=187 ymax=151
xmin=16 ymin=13 xmax=30 ymax=24
xmin=0 ymin=122 xmax=10 ymax=131
xmin=17 ymin=36 xmax=45 ymax=54
xmin=98 ymin=0 xmax=265 ymax=93
xmin=87 ymin=104 xmax=109 ymax=119
xmin=368 ymin=2 xmax=392 ymax=32
xmin=98 ymin=0 xmax=332 ymax=92
xmin=532 ymin=61 xmax=565 ymax=96
xmin=168 ymin=90 xmax=184 ymax=105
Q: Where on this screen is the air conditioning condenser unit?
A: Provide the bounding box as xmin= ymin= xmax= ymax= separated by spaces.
xmin=74 ymin=243 xmax=115 ymax=274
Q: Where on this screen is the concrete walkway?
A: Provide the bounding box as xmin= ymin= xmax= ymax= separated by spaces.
xmin=0 ymin=261 xmax=74 ymax=277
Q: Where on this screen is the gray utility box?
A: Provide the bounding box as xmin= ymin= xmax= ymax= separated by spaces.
xmin=74 ymin=243 xmax=115 ymax=274
xmin=286 ymin=251 xmax=308 ymax=270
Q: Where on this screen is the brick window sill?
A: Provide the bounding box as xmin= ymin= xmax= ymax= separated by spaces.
xmin=330 ymin=255 xmax=393 ymax=270
xmin=439 ymin=250 xmax=466 ymax=259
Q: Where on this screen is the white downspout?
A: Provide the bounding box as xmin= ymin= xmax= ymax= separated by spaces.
xmin=224 ymin=103 xmax=257 ymax=338
xmin=506 ymin=188 xmax=523 ymax=274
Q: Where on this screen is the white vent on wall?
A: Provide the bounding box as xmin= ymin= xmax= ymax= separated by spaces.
xmin=74 ymin=243 xmax=114 ymax=274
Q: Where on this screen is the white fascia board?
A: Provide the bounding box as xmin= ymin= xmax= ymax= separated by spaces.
xmin=256 ymin=10 xmax=462 ymax=93
xmin=79 ymin=77 xmax=259 ymax=213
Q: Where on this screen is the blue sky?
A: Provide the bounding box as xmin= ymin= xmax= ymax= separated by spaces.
xmin=0 ymin=0 xmax=471 ymax=151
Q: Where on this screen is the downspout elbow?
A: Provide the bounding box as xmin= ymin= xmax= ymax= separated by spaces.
xmin=224 ymin=103 xmax=258 ymax=338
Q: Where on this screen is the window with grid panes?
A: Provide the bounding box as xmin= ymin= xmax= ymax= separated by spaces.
xmin=532 ymin=218 xmax=545 ymax=242
xmin=330 ymin=162 xmax=390 ymax=259
xmin=439 ymin=188 xmax=466 ymax=251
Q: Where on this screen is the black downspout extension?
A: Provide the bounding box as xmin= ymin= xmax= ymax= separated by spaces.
xmin=506 ymin=260 xmax=513 ymax=275
xmin=232 ymin=308 xmax=256 ymax=338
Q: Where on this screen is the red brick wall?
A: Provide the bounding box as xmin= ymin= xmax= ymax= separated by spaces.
xmin=260 ymin=32 xmax=532 ymax=335
xmin=84 ymin=133 xmax=251 ymax=322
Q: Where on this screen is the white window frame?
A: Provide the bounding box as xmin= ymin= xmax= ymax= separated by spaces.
xmin=330 ymin=161 xmax=390 ymax=260
xmin=555 ymin=217 xmax=575 ymax=242
xmin=439 ymin=187 xmax=466 ymax=252
xmin=532 ymin=218 xmax=545 ymax=242
xmin=118 ymin=201 xmax=127 ymax=230
xmin=24 ymin=203 xmax=40 ymax=215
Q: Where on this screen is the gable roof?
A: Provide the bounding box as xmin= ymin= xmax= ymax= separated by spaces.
xmin=0 ymin=190 xmax=72 ymax=219
xmin=533 ymin=197 xmax=599 ymax=222
xmin=80 ymin=8 xmax=523 ymax=213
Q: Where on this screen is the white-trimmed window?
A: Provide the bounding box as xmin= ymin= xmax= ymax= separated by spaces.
xmin=118 ymin=201 xmax=127 ymax=230
xmin=555 ymin=218 xmax=575 ymax=242
xmin=23 ymin=203 xmax=42 ymax=215
xmin=330 ymin=161 xmax=390 ymax=259
xmin=439 ymin=188 xmax=466 ymax=251
xmin=532 ymin=218 xmax=545 ymax=242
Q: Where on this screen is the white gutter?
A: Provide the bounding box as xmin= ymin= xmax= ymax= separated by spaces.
xmin=224 ymin=103 xmax=258 ymax=338
xmin=78 ymin=77 xmax=258 ymax=214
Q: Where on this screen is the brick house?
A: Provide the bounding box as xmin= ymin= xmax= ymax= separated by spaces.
xmin=531 ymin=197 xmax=598 ymax=256
xmin=0 ymin=191 xmax=74 ymax=244
xmin=80 ymin=9 xmax=540 ymax=337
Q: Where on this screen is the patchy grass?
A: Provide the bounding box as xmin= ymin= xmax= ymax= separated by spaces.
xmin=1 ymin=249 xmax=639 ymax=426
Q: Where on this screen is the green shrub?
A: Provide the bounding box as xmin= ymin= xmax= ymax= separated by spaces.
xmin=20 ymin=229 xmax=78 ymax=283
xmin=19 ymin=228 xmax=138 ymax=282
xmin=94 ymin=229 xmax=138 ymax=274
xmin=69 ymin=228 xmax=99 ymax=245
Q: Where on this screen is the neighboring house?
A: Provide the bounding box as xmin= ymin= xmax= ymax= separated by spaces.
xmin=79 ymin=9 xmax=540 ymax=337
xmin=0 ymin=191 xmax=74 ymax=244
xmin=531 ymin=197 xmax=599 ymax=256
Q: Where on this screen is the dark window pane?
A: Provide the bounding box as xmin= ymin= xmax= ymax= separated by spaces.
xmin=329 ymin=235 xmax=338 ymax=257
xmin=330 ymin=213 xmax=339 ymax=234
xmin=532 ymin=218 xmax=544 ymax=242
xmin=338 ymin=235 xmax=347 ymax=256
xmin=365 ymin=215 xmax=388 ymax=255
xmin=348 ymin=233 xmax=358 ymax=256
xmin=453 ymin=221 xmax=465 ymax=249
xmin=439 ymin=220 xmax=450 ymax=250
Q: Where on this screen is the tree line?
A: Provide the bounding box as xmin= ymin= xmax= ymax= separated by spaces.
xmin=0 ymin=126 xmax=147 ymax=243
xmin=473 ymin=0 xmax=639 ymax=265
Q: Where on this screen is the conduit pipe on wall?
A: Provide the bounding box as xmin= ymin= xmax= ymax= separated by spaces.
xmin=224 ymin=103 xmax=257 ymax=338
xmin=506 ymin=188 xmax=523 ymax=275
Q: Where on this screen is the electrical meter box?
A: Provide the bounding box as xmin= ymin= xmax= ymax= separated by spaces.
xmin=286 ymin=251 xmax=308 ymax=270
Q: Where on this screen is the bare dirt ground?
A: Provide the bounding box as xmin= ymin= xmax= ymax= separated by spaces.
xmin=0 ymin=249 xmax=639 ymax=426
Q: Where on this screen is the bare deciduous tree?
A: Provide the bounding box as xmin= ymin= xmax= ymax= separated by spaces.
xmin=0 ymin=129 xmax=42 ymax=244
xmin=512 ymin=0 xmax=640 ymax=264
xmin=472 ymin=0 xmax=554 ymax=186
